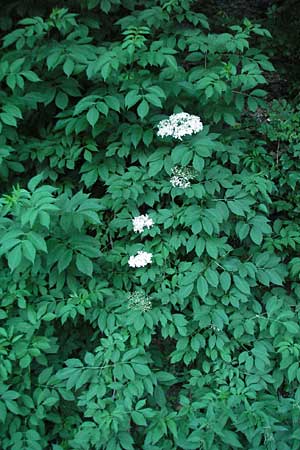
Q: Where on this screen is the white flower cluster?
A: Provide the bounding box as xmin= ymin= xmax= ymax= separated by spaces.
xmin=128 ymin=291 xmax=152 ymax=312
xmin=157 ymin=112 xmax=203 ymax=140
xmin=128 ymin=250 xmax=153 ymax=268
xmin=170 ymin=166 xmax=195 ymax=189
xmin=132 ymin=214 xmax=154 ymax=233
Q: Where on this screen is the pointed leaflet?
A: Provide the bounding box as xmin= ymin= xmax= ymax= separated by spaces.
xmin=87 ymin=107 xmax=99 ymax=128
xmin=76 ymin=253 xmax=93 ymax=277
xmin=7 ymin=244 xmax=22 ymax=271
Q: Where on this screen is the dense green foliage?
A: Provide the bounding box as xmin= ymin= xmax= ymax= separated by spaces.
xmin=1 ymin=1 xmax=300 ymax=449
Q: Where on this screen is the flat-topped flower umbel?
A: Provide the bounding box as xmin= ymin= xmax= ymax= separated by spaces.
xmin=170 ymin=166 xmax=195 ymax=189
xmin=132 ymin=214 xmax=154 ymax=233
xmin=128 ymin=291 xmax=152 ymax=311
xmin=157 ymin=112 xmax=203 ymax=140
xmin=128 ymin=250 xmax=153 ymax=268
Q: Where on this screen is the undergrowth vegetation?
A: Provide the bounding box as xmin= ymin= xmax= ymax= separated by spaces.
xmin=1 ymin=1 xmax=300 ymax=449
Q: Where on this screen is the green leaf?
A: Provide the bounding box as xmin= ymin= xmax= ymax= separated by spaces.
xmin=97 ymin=101 xmax=109 ymax=116
xmin=27 ymin=232 xmax=47 ymax=252
xmin=0 ymin=112 xmax=17 ymax=126
xmin=148 ymin=159 xmax=164 ymax=176
xmin=197 ymin=276 xmax=208 ymax=299
xmin=228 ymin=200 xmax=245 ymax=216
xmin=43 ymin=313 xmax=56 ymax=321
xmin=292 ymin=429 xmax=300 ymax=440
xmin=22 ymin=240 xmax=36 ymax=263
xmin=250 ymin=226 xmax=263 ymax=245
xmin=192 ymin=155 xmax=204 ymax=172
xmin=76 ymin=253 xmax=93 ymax=277
xmin=284 ymin=322 xmax=300 ymax=334
xmin=0 ymin=402 xmax=7 ymax=423
xmin=118 ymin=432 xmax=134 ymax=450
xmin=131 ymin=411 xmax=147 ymax=426
xmin=235 ymin=93 xmax=244 ymax=111
xmin=145 ymin=93 xmax=162 ymax=108
xmin=251 ymin=89 xmax=267 ymax=97
xmin=233 ymin=275 xmax=250 ymax=294
xmin=173 ymin=314 xmax=188 ymax=327
xmin=2 ymin=391 xmax=20 ymax=401
xmin=28 ymin=173 xmax=44 ymax=191
xmin=131 ymin=126 xmax=143 ymax=148
xmin=22 ymin=71 xmax=40 ymax=82
xmin=55 ymin=91 xmax=69 ymax=110
xmin=63 ymin=58 xmax=75 ymax=77
xmin=221 ymin=430 xmax=243 ymax=448
xmin=288 ymin=362 xmax=299 ymax=382
xmin=196 ymin=238 xmax=205 ymax=257
xmin=122 ymin=348 xmax=141 ymax=361
xmin=178 ymin=284 xmax=194 ymax=299
xmin=156 ymin=371 xmax=177 ymax=383
xmin=223 ymin=113 xmax=236 ymax=126
xmin=206 ymin=239 xmax=218 ymax=259
xmin=268 ymin=270 xmax=283 ymax=285
xmin=137 ymin=100 xmax=149 ymax=119
xmin=2 ymin=104 xmax=22 ymax=118
xmin=236 ymin=222 xmax=250 ymax=240
xmin=125 ymin=90 xmax=141 ymax=109
xmin=5 ymin=400 xmax=20 ymax=415
xmin=100 ymin=0 xmax=111 ymax=13
xmin=87 ymin=107 xmax=99 ymax=127
xmin=147 ymin=85 xmax=166 ymax=98
xmin=6 ymin=74 xmax=16 ymax=90
xmin=165 ymin=54 xmax=178 ymax=70
xmin=171 ymin=144 xmax=188 ymax=164
xmin=105 ymin=95 xmax=120 ymax=111
xmin=132 ymin=363 xmax=151 ymax=376
xmin=7 ymin=244 xmax=22 ymax=271
xmin=58 ymin=249 xmax=73 ymax=273
xmin=202 ymin=217 xmax=213 ymax=235
xmin=204 ymin=268 xmax=219 ymax=287
xmin=247 ymin=96 xmax=258 ymax=112
xmin=220 ymin=272 xmax=231 ymax=292
xmin=143 ymin=129 xmax=153 ymax=146
xmin=20 ymin=354 xmax=31 ymax=368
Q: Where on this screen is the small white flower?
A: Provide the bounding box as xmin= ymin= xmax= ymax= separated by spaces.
xmin=128 ymin=291 xmax=152 ymax=311
xmin=170 ymin=166 xmax=194 ymax=189
xmin=157 ymin=112 xmax=203 ymax=140
xmin=128 ymin=250 xmax=153 ymax=268
xmin=132 ymin=214 xmax=154 ymax=233
xmin=170 ymin=175 xmax=191 ymax=189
